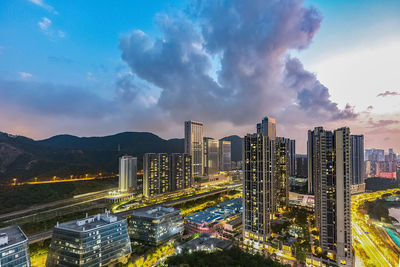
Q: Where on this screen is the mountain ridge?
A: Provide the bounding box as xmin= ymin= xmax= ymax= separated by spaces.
xmin=0 ymin=131 xmax=243 ymax=182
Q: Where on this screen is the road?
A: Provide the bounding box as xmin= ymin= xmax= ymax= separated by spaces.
xmin=352 ymin=222 xmax=392 ymax=267
xmin=115 ymin=187 xmax=234 ymax=217
xmin=0 ymin=189 xmax=111 ymax=221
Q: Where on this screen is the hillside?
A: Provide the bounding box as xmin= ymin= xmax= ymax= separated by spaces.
xmin=0 ymin=132 xmax=243 ymax=183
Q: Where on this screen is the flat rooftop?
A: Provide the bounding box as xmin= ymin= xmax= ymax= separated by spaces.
xmin=178 ymin=233 xmax=231 ymax=251
xmin=56 ymin=213 xmax=125 ymax=232
xmin=0 ymin=225 xmax=28 ymax=249
xmin=131 ymin=206 xmax=180 ymax=219
xmin=186 ymin=198 xmax=242 ymax=225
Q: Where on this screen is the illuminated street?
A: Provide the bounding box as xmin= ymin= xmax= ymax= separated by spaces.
xmin=352 ymin=189 xmax=400 ymax=267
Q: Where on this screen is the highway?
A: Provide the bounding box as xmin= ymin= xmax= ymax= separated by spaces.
xmin=115 ymin=187 xmax=235 ymax=217
xmin=352 ymin=222 xmax=392 ymax=267
xmin=0 ymin=189 xmax=111 ymax=221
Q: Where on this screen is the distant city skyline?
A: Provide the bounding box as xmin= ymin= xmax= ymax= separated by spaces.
xmin=0 ymin=0 xmax=400 ymax=154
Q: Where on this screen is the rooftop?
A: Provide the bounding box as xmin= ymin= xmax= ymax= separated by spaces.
xmin=0 ymin=225 xmax=28 ymax=249
xmin=177 ymin=233 xmax=231 ymax=252
xmin=131 ymin=206 xmax=180 ymax=219
xmin=56 ymin=212 xmax=125 ymax=232
xmin=186 ymin=198 xmax=242 ymax=225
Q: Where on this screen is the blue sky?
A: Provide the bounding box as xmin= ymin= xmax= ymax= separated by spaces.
xmin=0 ymin=0 xmax=400 ymax=153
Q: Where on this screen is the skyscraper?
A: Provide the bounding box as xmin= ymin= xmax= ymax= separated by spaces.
xmin=143 ymin=153 xmax=159 ymax=198
xmin=144 ymin=153 xmax=192 ymax=197
xmin=204 ymin=138 xmax=219 ymax=175
xmin=350 ymin=135 xmax=364 ymax=185
xmin=275 ymin=137 xmax=290 ymax=210
xmin=219 ymin=140 xmax=231 ymax=172
xmin=308 ymin=127 xmax=352 ymax=266
xmin=295 ymin=154 xmax=308 ymax=178
xmin=170 ymin=153 xmax=192 ymax=191
xmin=256 ymin=116 xmax=276 ymax=140
xmin=288 ymin=139 xmax=296 ymax=177
xmin=243 ymin=133 xmax=275 ymax=249
xmin=184 ymin=121 xmax=204 ymax=176
xmin=119 ymin=156 xmax=137 ymax=192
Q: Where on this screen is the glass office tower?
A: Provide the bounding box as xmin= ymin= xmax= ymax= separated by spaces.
xmin=46 ymin=213 xmax=131 ymax=267
xmin=129 ymin=206 xmax=184 ymax=246
xmin=0 ymin=225 xmax=30 ymax=267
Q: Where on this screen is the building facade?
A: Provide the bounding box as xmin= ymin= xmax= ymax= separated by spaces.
xmin=219 ymin=140 xmax=232 ymax=172
xmin=275 ymin=137 xmax=290 ymax=210
xmin=308 ymin=127 xmax=353 ymax=266
xmin=129 ymin=206 xmax=184 ymax=246
xmin=170 ymin=153 xmax=192 ymax=191
xmin=256 ymin=116 xmax=276 ymax=140
xmin=0 ymin=226 xmax=30 ymax=267
xmin=46 ymin=213 xmax=131 ymax=267
xmin=144 ymin=153 xmax=192 ymax=197
xmin=143 ymin=153 xmax=160 ymax=198
xmin=243 ymin=133 xmax=275 ymax=249
xmin=119 ymin=156 xmax=137 ymax=192
xmin=204 ymin=138 xmax=219 ymax=175
xmin=295 ymin=154 xmax=308 ymax=178
xmin=288 ymin=139 xmax=296 ymax=177
xmin=184 ymin=121 xmax=204 ymax=176
xmin=350 ymin=135 xmax=364 ymax=185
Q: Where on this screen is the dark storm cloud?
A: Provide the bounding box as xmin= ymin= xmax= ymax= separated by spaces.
xmin=120 ymin=0 xmax=357 ymax=126
xmin=377 ymin=90 xmax=400 ymax=97
xmin=0 ymin=79 xmax=114 ymax=118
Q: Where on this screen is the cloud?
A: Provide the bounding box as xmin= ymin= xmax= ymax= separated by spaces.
xmin=38 ymin=17 xmax=51 ymax=31
xmin=37 ymin=17 xmax=65 ymax=39
xmin=377 ymin=90 xmax=400 ymax=97
xmin=19 ymin=72 xmax=33 ymax=79
xmin=28 ymin=0 xmax=57 ymax=14
xmin=368 ymin=118 xmax=400 ymax=128
xmin=119 ymin=0 xmax=356 ymax=131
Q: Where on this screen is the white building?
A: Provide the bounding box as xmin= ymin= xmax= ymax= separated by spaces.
xmin=119 ymin=155 xmax=137 ymax=192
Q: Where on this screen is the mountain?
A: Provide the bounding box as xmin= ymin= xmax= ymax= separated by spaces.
xmin=0 ymin=132 xmax=184 ymax=183
xmin=221 ymin=135 xmax=243 ymax=162
xmin=0 ymin=132 xmax=243 ymax=183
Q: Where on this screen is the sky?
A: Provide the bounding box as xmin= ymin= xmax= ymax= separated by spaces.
xmin=0 ymin=0 xmax=399 ymax=153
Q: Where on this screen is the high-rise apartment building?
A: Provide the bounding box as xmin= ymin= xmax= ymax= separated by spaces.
xmin=170 ymin=153 xmax=192 ymax=191
xmin=119 ymin=156 xmax=137 ymax=192
xmin=46 ymin=213 xmax=131 ymax=267
xmin=184 ymin=121 xmax=204 ymax=176
xmin=275 ymin=137 xmax=290 ymax=210
xmin=256 ymin=116 xmax=276 ymax=140
xmin=159 ymin=153 xmax=170 ymax=194
xmin=243 ymin=133 xmax=275 ymax=249
xmin=308 ymin=127 xmax=352 ymax=266
xmin=204 ymin=138 xmax=219 ymax=175
xmin=219 ymin=140 xmax=231 ymax=172
xmin=144 ymin=153 xmax=192 ymax=197
xmin=288 ymin=139 xmax=296 ymax=177
xmin=350 ymin=135 xmax=364 ymax=185
xmin=295 ymin=154 xmax=308 ymax=178
xmin=143 ymin=153 xmax=160 ymax=198
xmin=0 ymin=225 xmax=30 ymax=267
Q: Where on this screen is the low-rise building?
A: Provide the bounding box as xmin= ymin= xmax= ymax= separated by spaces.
xmin=0 ymin=225 xmax=30 ymax=267
xmin=177 ymin=233 xmax=231 ymax=254
xmin=129 ymin=206 xmax=184 ymax=246
xmin=46 ymin=213 xmax=131 ymax=267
